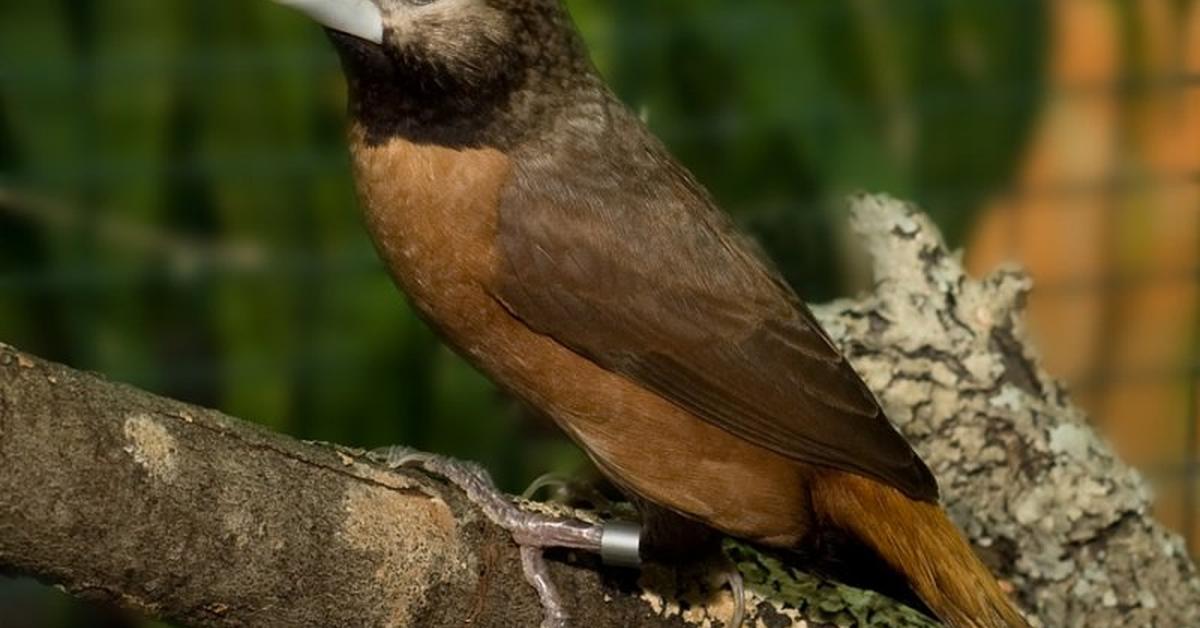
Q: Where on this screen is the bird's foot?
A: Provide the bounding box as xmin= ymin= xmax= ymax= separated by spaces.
xmin=520 ymin=472 xmax=605 ymax=505
xmin=373 ymin=446 xmax=605 ymax=550
xmin=522 ymin=472 xmax=575 ymax=501
xmin=371 ymin=447 xmax=634 ymax=628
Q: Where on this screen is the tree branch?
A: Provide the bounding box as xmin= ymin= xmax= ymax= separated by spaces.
xmin=2 ymin=194 xmax=1198 ymax=627
xmin=0 ymin=344 xmax=687 ymax=627
xmin=812 ymin=195 xmax=1200 ymax=626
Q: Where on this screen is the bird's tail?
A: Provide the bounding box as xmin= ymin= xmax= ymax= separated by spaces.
xmin=811 ymin=472 xmax=1029 ymax=628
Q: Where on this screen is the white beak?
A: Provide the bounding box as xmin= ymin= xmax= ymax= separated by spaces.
xmin=273 ymin=0 xmax=385 ymax=44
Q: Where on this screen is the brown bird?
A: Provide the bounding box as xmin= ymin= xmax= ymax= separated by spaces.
xmin=272 ymin=1 xmax=1029 ymax=626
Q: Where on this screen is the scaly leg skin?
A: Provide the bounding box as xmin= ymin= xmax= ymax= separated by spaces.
xmin=371 ymin=447 xmax=608 ymax=628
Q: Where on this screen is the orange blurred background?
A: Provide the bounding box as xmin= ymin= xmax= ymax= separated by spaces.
xmin=967 ymin=0 xmax=1200 ymax=545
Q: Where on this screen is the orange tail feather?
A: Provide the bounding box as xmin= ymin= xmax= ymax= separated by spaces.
xmin=813 ymin=473 xmax=1029 ymax=628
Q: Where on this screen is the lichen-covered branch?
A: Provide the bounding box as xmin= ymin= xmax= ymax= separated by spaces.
xmin=1 ymin=194 xmax=1197 ymax=628
xmin=809 ymin=194 xmax=1200 ymax=626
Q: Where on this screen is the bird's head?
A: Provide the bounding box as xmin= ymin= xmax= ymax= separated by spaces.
xmin=273 ymin=0 xmax=595 ymax=146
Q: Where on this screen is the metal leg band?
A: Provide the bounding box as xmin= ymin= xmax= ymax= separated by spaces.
xmin=600 ymin=520 xmax=642 ymax=568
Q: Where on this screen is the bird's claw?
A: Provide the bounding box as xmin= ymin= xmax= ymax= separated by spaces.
xmin=726 ymin=567 xmax=746 ymax=628
xmin=372 ymin=446 xmax=493 ymax=486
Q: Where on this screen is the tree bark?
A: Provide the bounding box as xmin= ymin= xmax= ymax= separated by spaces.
xmin=0 ymin=342 xmax=694 ymax=628
xmin=1 ymin=194 xmax=1197 ymax=627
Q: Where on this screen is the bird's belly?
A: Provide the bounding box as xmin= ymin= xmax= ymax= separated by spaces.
xmin=351 ymin=130 xmax=810 ymax=546
xmin=478 ymin=305 xmax=813 ymax=547
xmin=429 ymin=287 xmax=813 ymax=546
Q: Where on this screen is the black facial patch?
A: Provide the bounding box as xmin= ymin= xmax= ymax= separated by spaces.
xmin=328 ymin=0 xmax=597 ymax=150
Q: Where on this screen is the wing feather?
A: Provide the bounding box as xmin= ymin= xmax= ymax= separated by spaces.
xmin=494 ymin=119 xmax=938 ymax=501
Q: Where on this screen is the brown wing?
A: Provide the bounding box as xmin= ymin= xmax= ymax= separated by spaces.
xmin=493 ymin=117 xmax=937 ymax=502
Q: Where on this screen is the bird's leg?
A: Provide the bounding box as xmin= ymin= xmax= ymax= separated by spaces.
xmin=371 ymin=447 xmax=631 ymax=627
xmin=374 ymin=446 xmax=604 ymax=549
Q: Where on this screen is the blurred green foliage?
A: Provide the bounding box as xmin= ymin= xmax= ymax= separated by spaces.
xmin=0 ymin=0 xmax=1046 ymax=625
